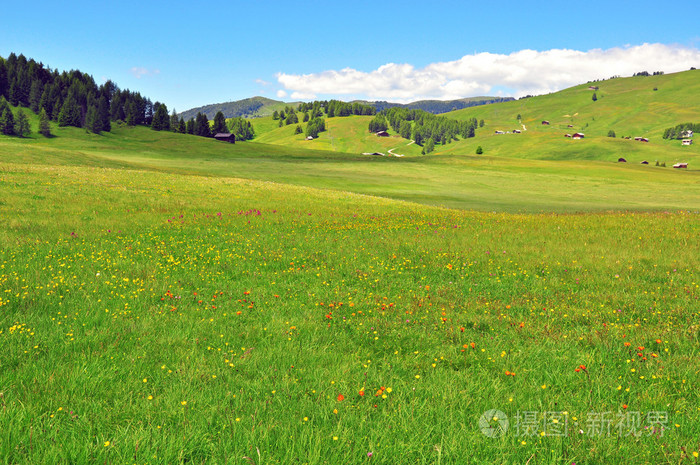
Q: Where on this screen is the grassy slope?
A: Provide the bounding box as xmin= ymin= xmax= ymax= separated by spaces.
xmin=249 ymin=71 xmax=700 ymax=166
xmin=1 ymin=78 xmax=699 ymax=465
xmin=253 ymin=115 xmax=424 ymax=156
xmin=437 ymin=70 xmax=700 ymax=163
xmin=1 ymin=108 xmax=699 ymax=213
xmin=0 ymin=162 xmax=698 ymax=464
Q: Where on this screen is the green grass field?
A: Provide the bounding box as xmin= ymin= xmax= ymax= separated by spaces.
xmin=1 ymin=74 xmax=699 ymax=463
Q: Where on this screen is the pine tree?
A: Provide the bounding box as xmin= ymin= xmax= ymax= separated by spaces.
xmin=212 ymin=111 xmax=227 ymax=134
xmin=0 ymin=108 xmax=15 ymax=135
xmin=170 ymin=109 xmax=179 ymax=132
xmin=58 ymin=96 xmax=81 ymax=127
xmin=178 ymin=117 xmax=186 ymax=134
xmin=14 ymin=109 xmax=30 ymax=137
xmin=97 ymin=96 xmax=110 ymax=132
xmin=186 ymin=118 xmax=195 ymax=134
xmin=85 ymin=105 xmax=100 ymax=133
xmin=39 ymin=108 xmax=51 ymax=137
xmin=194 ymin=112 xmax=210 ymax=137
xmin=29 ymin=80 xmax=42 ymax=113
xmin=151 ymin=103 xmax=169 ymax=130
xmin=424 ymin=138 xmax=435 ymax=154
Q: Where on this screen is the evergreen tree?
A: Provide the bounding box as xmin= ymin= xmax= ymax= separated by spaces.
xmin=85 ymin=105 xmax=100 ymax=133
xmin=38 ymin=108 xmax=51 ymax=137
xmin=178 ymin=117 xmax=186 ymax=134
xmin=303 ymin=111 xmax=309 ymax=122
xmin=151 ymin=103 xmax=169 ymax=130
xmin=272 ymin=110 xmax=279 ymax=120
xmin=186 ymin=118 xmax=195 ymax=134
xmin=424 ymin=138 xmax=435 ymax=154
xmin=399 ymin=121 xmax=412 ymax=139
xmin=592 ymin=92 xmax=598 ymax=102
xmin=58 ymin=95 xmax=82 ymax=127
xmin=97 ymin=96 xmax=110 ymax=132
xmin=294 ymin=125 xmax=303 ymax=134
xmin=170 ymin=109 xmax=179 ymax=132
xmin=476 ymin=146 xmax=483 ymax=155
xmin=305 ymin=117 xmax=326 ymax=139
xmin=285 ymin=111 xmax=298 ymax=125
xmin=0 ymin=108 xmax=14 ymax=135
xmin=194 ymin=112 xmax=210 ymax=137
xmin=29 ymin=80 xmax=42 ymax=113
xmin=212 ymin=111 xmax=227 ymax=134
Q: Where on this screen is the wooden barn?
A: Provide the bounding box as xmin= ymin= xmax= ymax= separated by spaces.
xmin=214 ymin=133 xmax=236 ymax=143
xmin=572 ymin=133 xmax=585 ymax=139
xmin=682 ymin=139 xmax=693 ymax=146
xmin=376 ymin=131 xmax=390 ymax=137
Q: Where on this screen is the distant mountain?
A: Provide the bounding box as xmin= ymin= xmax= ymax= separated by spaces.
xmin=179 ymin=97 xmax=302 ymax=121
xmin=182 ymin=96 xmax=515 ymax=120
xmin=356 ymin=96 xmax=515 ymax=113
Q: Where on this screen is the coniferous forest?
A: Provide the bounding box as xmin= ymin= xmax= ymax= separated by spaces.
xmin=0 ymin=52 xmax=162 ymax=135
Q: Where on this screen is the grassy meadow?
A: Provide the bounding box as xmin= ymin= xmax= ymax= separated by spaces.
xmin=1 ymin=73 xmax=699 ymax=463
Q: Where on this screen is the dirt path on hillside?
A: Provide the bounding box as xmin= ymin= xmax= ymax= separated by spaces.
xmin=387 ymin=140 xmax=414 ymax=157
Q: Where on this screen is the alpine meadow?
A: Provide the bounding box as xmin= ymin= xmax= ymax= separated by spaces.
xmin=0 ymin=43 xmax=699 ymax=465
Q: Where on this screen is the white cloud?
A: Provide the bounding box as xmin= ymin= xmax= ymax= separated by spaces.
xmin=255 ymin=78 xmax=271 ymax=86
xmin=276 ymin=89 xmax=288 ymax=98
xmin=290 ymin=91 xmax=317 ymax=100
xmin=130 ymin=67 xmax=160 ymax=79
xmin=276 ymin=43 xmax=700 ymax=101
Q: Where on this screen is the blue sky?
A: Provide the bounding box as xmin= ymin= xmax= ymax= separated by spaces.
xmin=2 ymin=0 xmax=699 ymax=111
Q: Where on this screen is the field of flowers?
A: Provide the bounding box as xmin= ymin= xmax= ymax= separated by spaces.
xmin=0 ymin=163 xmax=698 ymax=464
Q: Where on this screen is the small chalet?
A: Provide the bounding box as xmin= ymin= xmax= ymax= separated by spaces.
xmin=673 ymin=163 xmax=688 ymax=169
xmin=214 ymin=133 xmax=236 ymax=143
xmin=572 ymin=133 xmax=585 ymax=139
xmin=306 ymin=136 xmax=314 ymax=140
xmin=376 ymin=131 xmax=390 ymax=137
xmin=513 ymin=129 xmax=521 ymax=134
xmin=541 ymin=120 xmax=550 ymax=125
xmin=682 ymin=139 xmax=693 ymax=146
xmin=640 ymin=160 xmax=649 ymax=165
xmin=634 ymin=137 xmax=649 ymax=143
xmin=618 ymin=158 xmax=627 ymax=163
xmin=494 ymin=130 xmax=505 ymax=135
xmin=589 ymin=86 xmax=599 ymax=90
xmin=567 ymin=124 xmax=574 ymax=128
xmin=564 ymin=134 xmax=572 ymax=138
xmin=681 ymin=130 xmax=693 ymax=138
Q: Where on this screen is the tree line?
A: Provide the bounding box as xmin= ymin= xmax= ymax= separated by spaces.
xmin=662 ymin=122 xmax=700 ymax=140
xmin=0 ymin=52 xmax=163 ymax=135
xmin=367 ymin=108 xmax=479 ymax=154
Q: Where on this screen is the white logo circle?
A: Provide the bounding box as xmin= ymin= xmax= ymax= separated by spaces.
xmin=479 ymin=409 xmax=509 ymax=438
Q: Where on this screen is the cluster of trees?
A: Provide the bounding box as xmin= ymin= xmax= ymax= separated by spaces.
xmin=663 ymin=122 xmax=700 ymax=140
xmin=633 ymin=71 xmax=664 ymax=77
xmin=305 ymin=117 xmax=326 ymax=139
xmin=296 ymin=100 xmax=376 ymax=117
xmin=227 ymin=117 xmax=254 ymax=141
xmin=0 ymin=52 xmax=161 ymax=135
xmin=367 ymin=97 xmax=513 ymax=114
xmin=368 ymin=108 xmax=479 ymax=154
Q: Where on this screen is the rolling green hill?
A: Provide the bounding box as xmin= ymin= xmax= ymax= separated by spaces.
xmin=436 ymin=69 xmax=700 ymax=163
xmin=1 ymin=101 xmax=699 ymax=213
xmin=354 ymin=96 xmax=514 ymax=113
xmin=179 ymin=96 xmax=302 ymax=120
xmin=250 ymin=70 xmax=700 ymax=167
